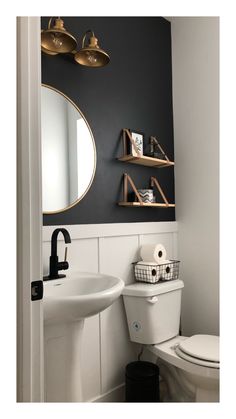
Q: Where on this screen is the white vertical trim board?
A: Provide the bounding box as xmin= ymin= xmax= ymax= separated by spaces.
xmin=98 ymin=237 xmax=103 ymax=397
xmin=17 ymin=17 xmax=44 ymax=402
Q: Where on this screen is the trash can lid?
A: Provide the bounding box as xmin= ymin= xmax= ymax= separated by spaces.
xmin=125 ymin=361 xmax=159 ymax=380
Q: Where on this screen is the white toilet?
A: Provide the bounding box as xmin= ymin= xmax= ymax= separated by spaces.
xmin=122 ymin=279 xmax=219 ymax=402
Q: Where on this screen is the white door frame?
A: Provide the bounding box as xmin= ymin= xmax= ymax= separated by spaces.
xmin=17 ymin=16 xmax=44 ymax=402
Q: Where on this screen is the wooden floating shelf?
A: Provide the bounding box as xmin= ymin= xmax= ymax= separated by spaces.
xmin=119 ymin=202 xmax=175 ymax=208
xmin=119 ymin=130 xmax=174 ymax=168
xmin=118 ymin=154 xmax=174 ymax=168
xmin=118 ymin=173 xmax=175 ymax=208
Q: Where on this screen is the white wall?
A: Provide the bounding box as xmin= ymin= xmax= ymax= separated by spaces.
xmin=169 ymin=17 xmax=219 ymax=335
xmin=43 ymin=221 xmax=178 ymax=401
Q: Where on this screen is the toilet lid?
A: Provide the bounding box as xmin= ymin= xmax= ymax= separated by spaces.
xmin=175 ymin=335 xmax=219 ymax=368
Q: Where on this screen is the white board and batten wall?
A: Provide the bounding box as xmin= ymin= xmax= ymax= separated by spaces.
xmin=43 ymin=221 xmax=178 ymax=402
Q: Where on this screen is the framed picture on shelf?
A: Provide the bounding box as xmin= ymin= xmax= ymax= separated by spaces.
xmin=129 ymin=130 xmax=144 ymax=156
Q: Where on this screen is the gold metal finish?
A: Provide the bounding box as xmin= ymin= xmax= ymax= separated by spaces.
xmin=41 ymin=44 xmax=58 ymax=56
xmin=41 ymin=17 xmax=77 ymax=54
xmin=42 ymin=84 xmax=97 ymax=214
xmin=74 ymin=30 xmax=110 ymax=67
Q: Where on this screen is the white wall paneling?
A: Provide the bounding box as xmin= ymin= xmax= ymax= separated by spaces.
xmin=43 ymin=237 xmax=99 ymax=277
xmin=99 ymin=235 xmax=139 ymax=393
xmin=43 ymin=221 xmax=178 ymax=241
xmin=43 ymin=222 xmax=178 ymax=401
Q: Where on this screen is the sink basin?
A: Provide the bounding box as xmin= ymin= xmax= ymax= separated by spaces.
xmin=43 ymin=271 xmax=124 ymax=324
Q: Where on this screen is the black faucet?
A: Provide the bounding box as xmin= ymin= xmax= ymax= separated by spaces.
xmin=43 ymin=228 xmax=71 ymax=281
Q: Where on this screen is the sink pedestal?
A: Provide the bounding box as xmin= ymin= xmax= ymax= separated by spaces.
xmin=44 ymin=320 xmax=85 ymax=402
xmin=43 ymin=272 xmax=124 ymax=402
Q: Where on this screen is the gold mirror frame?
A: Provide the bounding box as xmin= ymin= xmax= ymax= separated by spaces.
xmin=42 ymin=84 xmax=97 ymax=214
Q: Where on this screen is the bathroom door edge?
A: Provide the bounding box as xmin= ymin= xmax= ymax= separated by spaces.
xmin=17 ymin=16 xmax=44 ymax=402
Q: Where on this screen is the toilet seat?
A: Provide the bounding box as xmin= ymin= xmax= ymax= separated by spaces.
xmin=175 ymin=335 xmax=219 ymax=369
xmin=150 ymin=335 xmax=219 ymax=380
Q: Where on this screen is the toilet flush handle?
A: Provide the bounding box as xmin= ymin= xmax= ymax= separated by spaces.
xmin=147 ymin=296 xmax=158 ymax=304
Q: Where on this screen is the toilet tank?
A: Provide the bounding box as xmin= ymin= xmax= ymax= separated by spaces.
xmin=122 ymin=279 xmax=184 ymax=344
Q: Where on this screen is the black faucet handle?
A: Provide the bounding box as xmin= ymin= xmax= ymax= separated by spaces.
xmin=57 ymin=246 xmax=69 ymax=272
xmin=58 ymin=260 xmax=69 ymax=272
xmin=64 ymin=246 xmax=68 ymax=262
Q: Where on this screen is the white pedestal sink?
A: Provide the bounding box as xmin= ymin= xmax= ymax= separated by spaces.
xmin=43 ymin=271 xmax=124 ymax=402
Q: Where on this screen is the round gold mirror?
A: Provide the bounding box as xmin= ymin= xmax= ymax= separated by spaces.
xmin=41 ymin=84 xmax=96 ymax=213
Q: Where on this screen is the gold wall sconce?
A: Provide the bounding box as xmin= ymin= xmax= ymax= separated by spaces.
xmin=41 ymin=17 xmax=110 ymax=68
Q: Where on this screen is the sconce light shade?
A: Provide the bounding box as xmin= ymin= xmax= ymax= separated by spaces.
xmin=74 ymin=30 xmax=110 ymax=67
xmin=41 ymin=17 xmax=77 ymax=54
xmin=41 ymin=45 xmax=58 ymax=56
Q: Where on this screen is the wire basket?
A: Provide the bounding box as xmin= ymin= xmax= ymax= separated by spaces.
xmin=133 ymin=260 xmax=180 ymax=284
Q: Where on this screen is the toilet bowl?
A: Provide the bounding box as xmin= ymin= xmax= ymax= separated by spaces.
xmin=122 ymin=280 xmax=220 ymax=402
xmin=149 ymin=335 xmax=219 ymax=402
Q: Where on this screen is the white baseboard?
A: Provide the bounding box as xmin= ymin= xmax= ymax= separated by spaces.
xmin=89 ymin=384 xmax=125 ymax=403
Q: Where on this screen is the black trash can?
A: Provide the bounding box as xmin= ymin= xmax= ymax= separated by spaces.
xmin=125 ymin=361 xmax=160 ymax=402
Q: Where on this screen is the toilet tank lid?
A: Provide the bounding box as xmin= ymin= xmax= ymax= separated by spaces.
xmin=122 ymin=279 xmax=184 ymax=297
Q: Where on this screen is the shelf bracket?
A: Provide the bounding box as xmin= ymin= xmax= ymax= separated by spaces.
xmin=123 ymin=173 xmax=144 ymax=205
xmin=150 ymin=136 xmax=170 ymax=162
xmin=150 ymin=176 xmax=169 ymax=207
xmin=121 ymin=174 xmax=173 ymax=208
xmin=122 ymin=129 xmax=142 ymax=157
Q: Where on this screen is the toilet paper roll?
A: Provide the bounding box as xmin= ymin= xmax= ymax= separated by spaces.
xmin=140 ymin=243 xmax=167 ymax=263
xmin=135 ymin=262 xmax=161 ymax=283
xmin=159 ymin=260 xmax=173 ymax=280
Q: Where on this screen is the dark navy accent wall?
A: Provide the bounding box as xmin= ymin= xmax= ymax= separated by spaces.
xmin=42 ymin=17 xmax=175 ymax=225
